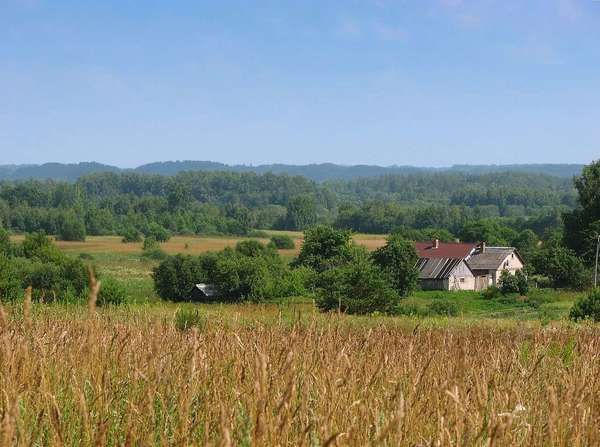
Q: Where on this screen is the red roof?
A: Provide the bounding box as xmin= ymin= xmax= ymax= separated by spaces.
xmin=415 ymin=241 xmax=477 ymax=259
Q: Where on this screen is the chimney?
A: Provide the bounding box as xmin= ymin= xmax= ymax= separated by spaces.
xmin=481 ymin=242 xmax=486 ymax=253
xmin=433 ymin=239 xmax=439 ymax=249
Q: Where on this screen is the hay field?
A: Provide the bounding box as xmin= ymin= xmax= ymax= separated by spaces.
xmin=0 ymin=303 xmax=598 ymax=446
xmin=10 ymin=231 xmax=387 ymax=256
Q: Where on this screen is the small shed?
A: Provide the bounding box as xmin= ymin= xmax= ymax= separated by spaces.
xmin=189 ymin=283 xmax=218 ymax=301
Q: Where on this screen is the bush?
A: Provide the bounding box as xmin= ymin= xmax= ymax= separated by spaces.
xmin=569 ymin=289 xmax=600 ymax=322
xmin=0 ymin=254 xmax=25 ymax=301
xmin=270 ymin=235 xmax=295 ymax=250
xmin=122 ymin=227 xmax=142 ymax=243
xmin=315 ymin=249 xmax=400 ymax=315
xmin=211 ymin=251 xmax=286 ymax=301
xmin=482 ymin=286 xmax=501 ymax=300
xmin=235 ymin=240 xmax=274 ymax=258
xmin=145 ymin=223 xmax=171 ymax=243
xmin=279 ymin=266 xmax=316 ymax=296
xmin=427 ymin=300 xmax=459 ymax=317
xmin=499 ymin=270 xmax=529 ymax=295
xmin=97 ymin=277 xmax=127 ymax=306
xmin=143 ymin=236 xmax=160 ymax=251
xmin=57 ymin=213 xmax=86 ymax=242
xmin=174 ymin=308 xmax=206 ymax=331
xmin=153 ymin=255 xmax=205 ymax=301
xmin=531 ymin=245 xmax=588 ymax=290
xmin=142 ymin=247 xmax=168 ymax=261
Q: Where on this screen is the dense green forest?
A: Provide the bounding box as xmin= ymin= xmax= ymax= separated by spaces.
xmin=0 ymin=168 xmax=577 ymax=247
xmin=0 ymin=161 xmax=584 ymax=182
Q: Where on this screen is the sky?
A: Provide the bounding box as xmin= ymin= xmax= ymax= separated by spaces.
xmin=1 ymin=0 xmax=599 ymax=168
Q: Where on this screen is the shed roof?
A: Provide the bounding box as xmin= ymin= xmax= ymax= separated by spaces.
xmin=416 ymin=257 xmax=468 ymax=280
xmin=467 ymin=247 xmax=520 ymax=270
xmin=415 ymin=241 xmax=477 ymax=259
xmin=192 ymin=283 xmax=218 ymax=297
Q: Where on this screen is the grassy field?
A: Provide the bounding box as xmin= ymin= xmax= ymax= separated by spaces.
xmin=9 ymin=232 xmax=583 ymax=320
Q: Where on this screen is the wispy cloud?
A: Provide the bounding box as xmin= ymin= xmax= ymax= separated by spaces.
xmin=510 ymin=38 xmax=563 ymax=65
xmin=439 ymin=0 xmax=464 ymax=9
xmin=337 ymin=18 xmax=362 ymax=38
xmin=338 ymin=18 xmax=407 ymax=41
xmin=556 ymin=0 xmax=582 ymax=22
xmin=373 ymin=22 xmax=407 ymax=41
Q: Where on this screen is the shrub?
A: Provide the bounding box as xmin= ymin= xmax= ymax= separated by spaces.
xmin=531 ymin=245 xmax=588 ymax=290
xmin=0 ymin=254 xmax=25 ymax=301
xmin=235 ymin=240 xmax=274 ymax=258
xmin=143 ymin=236 xmax=160 ymax=251
xmin=97 ymin=277 xmax=127 ymax=306
xmin=141 ymin=247 xmax=168 ymax=261
xmin=145 ymin=223 xmax=171 ymax=243
xmin=427 ymin=300 xmax=459 ymax=317
xmin=57 ymin=213 xmax=86 ymax=242
xmin=174 ymin=308 xmax=206 ymax=331
xmin=315 ymin=249 xmax=400 ymax=315
xmin=499 ymin=270 xmax=529 ymax=295
xmin=482 ymin=286 xmax=501 ymax=300
xmin=270 ymin=235 xmax=295 ymax=250
xmin=22 ymin=232 xmax=60 ymax=262
xmin=569 ymin=289 xmax=600 ymax=322
xmin=153 ymin=255 xmax=205 ymax=301
xmin=279 ymin=266 xmax=316 ymax=296
xmin=122 ymin=227 xmax=142 ymax=243
xmin=211 ymin=251 xmax=285 ymax=301
xmin=0 ymin=226 xmax=12 ymax=255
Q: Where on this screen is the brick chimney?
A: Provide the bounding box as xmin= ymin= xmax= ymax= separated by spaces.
xmin=481 ymin=242 xmax=486 ymax=253
xmin=433 ymin=239 xmax=439 ymax=249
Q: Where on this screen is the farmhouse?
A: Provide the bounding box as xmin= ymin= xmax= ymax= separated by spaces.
xmin=415 ymin=240 xmax=480 ymax=291
xmin=415 ymin=240 xmax=523 ymax=291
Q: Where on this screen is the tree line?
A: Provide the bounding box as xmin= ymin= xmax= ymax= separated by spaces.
xmin=0 ymin=170 xmax=576 ymax=244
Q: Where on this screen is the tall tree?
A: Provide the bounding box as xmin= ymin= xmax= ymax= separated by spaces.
xmin=293 ymin=225 xmax=353 ymax=272
xmin=564 ymin=160 xmax=600 ymax=263
xmin=371 ymin=234 xmax=419 ymax=296
xmin=284 ymin=196 xmax=317 ymax=230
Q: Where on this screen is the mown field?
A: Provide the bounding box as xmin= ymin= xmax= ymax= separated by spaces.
xmin=2 ymin=232 xmax=595 ymax=446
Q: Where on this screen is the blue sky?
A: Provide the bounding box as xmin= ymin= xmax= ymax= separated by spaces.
xmin=1 ymin=0 xmax=599 ymax=167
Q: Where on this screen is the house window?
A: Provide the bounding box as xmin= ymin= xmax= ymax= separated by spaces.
xmin=459 ymin=277 xmax=465 ymax=282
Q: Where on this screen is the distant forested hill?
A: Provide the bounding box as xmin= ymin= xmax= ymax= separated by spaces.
xmin=0 ymin=162 xmax=120 ymax=181
xmin=0 ymin=161 xmax=585 ymax=182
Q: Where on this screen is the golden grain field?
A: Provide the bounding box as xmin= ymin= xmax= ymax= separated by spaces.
xmin=1 ymin=301 xmax=598 ymax=446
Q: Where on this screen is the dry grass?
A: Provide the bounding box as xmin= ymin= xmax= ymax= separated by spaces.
xmin=0 ymin=303 xmax=599 ymax=446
